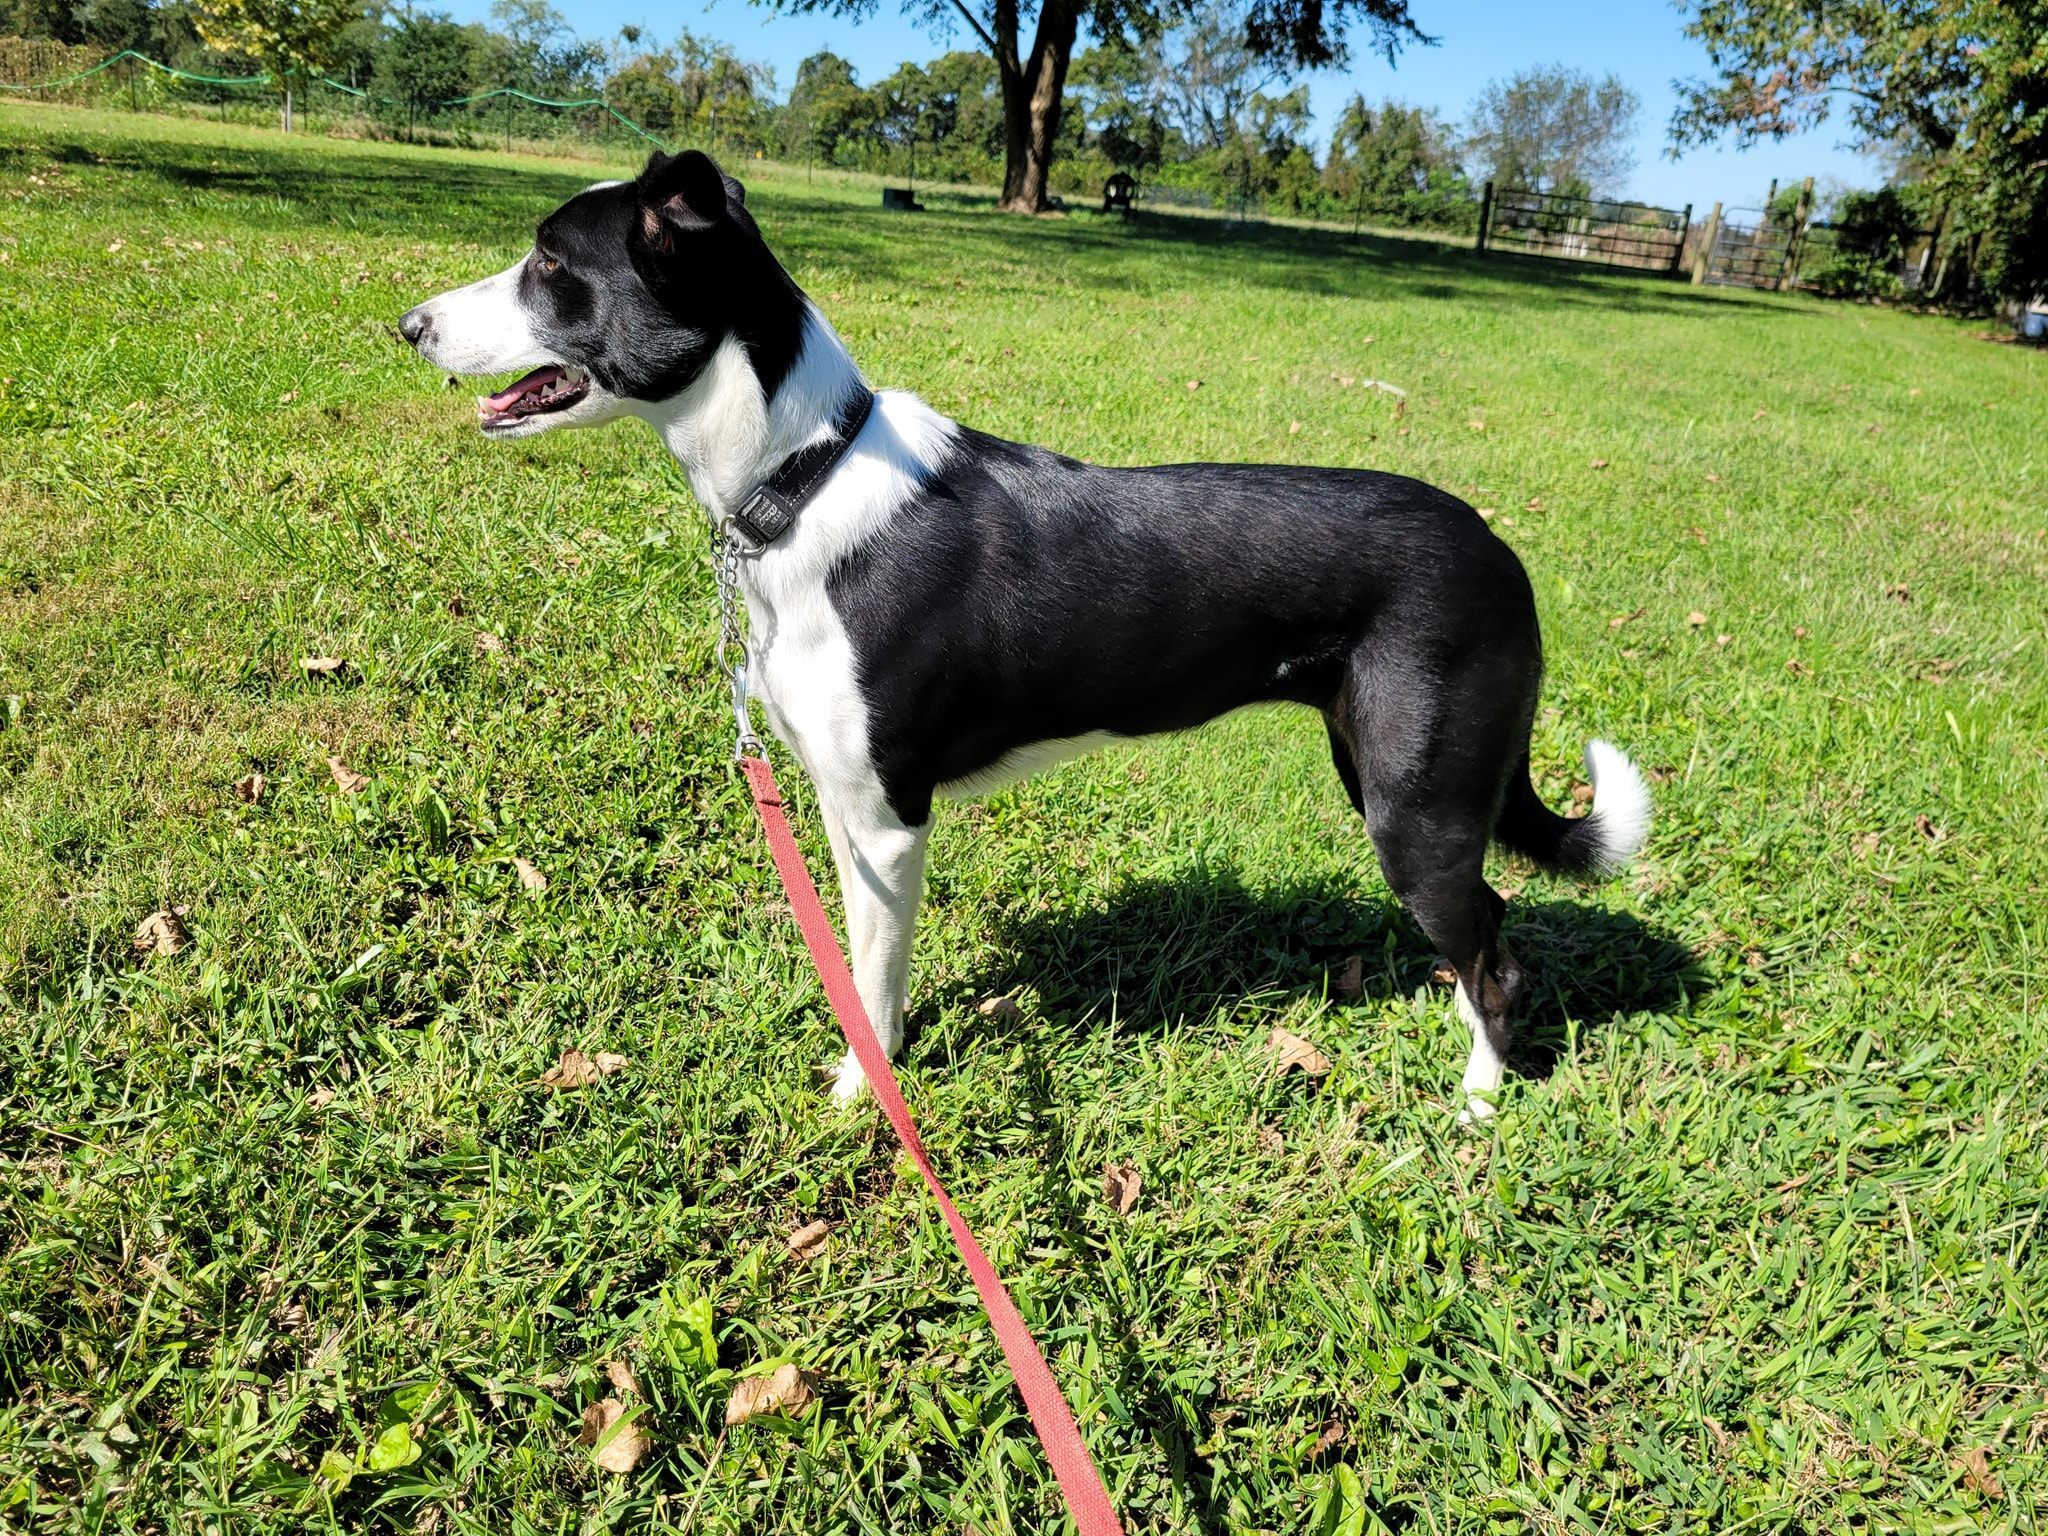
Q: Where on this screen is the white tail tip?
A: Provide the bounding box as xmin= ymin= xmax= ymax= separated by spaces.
xmin=1583 ymin=739 xmax=1652 ymax=873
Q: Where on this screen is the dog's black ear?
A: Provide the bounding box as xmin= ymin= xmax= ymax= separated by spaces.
xmin=637 ymin=150 xmax=730 ymax=240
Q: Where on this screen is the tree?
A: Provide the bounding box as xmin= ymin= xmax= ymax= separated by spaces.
xmin=1669 ymin=0 xmax=2046 ymax=310
xmin=1462 ymin=65 xmax=1639 ymax=194
xmin=374 ymin=11 xmax=474 ymax=130
xmin=192 ymin=0 xmax=362 ymax=131
xmin=783 ymin=50 xmax=873 ymax=162
xmin=1323 ymin=95 xmax=1472 ymax=228
xmin=751 ymin=0 xmax=1430 ymax=213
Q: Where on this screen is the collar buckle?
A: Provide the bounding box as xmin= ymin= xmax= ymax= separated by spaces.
xmin=728 ymin=484 xmax=798 ymax=549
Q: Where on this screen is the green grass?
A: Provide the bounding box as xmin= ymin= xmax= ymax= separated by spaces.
xmin=2 ymin=103 xmax=2046 ymax=1536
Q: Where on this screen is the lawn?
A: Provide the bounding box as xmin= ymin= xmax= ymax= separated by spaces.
xmin=1 ymin=104 xmax=2044 ymax=1536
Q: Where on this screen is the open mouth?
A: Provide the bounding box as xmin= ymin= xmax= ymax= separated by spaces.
xmin=478 ymin=365 xmax=590 ymax=430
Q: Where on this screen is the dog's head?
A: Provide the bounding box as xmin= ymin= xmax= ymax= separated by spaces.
xmin=398 ymin=150 xmax=803 ymax=438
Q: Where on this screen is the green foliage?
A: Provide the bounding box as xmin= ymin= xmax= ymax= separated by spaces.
xmin=1462 ymin=64 xmax=1641 ymax=195
xmin=1672 ymin=0 xmax=2048 ymax=308
xmin=1801 ymin=187 xmax=1926 ymax=299
xmin=3 ymin=105 xmax=2046 ymax=1534
xmin=372 ymin=12 xmax=474 ymax=118
xmin=1322 ymin=95 xmax=1476 ymax=230
xmin=190 ymin=0 xmax=358 ymax=81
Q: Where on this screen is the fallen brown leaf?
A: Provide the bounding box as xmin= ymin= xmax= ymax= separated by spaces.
xmin=1306 ymin=1417 xmax=1346 ymax=1463
xmin=300 ymin=655 xmax=345 ymax=676
xmin=1914 ymin=814 xmax=1946 ymax=842
xmin=234 ymin=772 xmax=266 ymax=804
xmin=1332 ymin=953 xmax=1364 ymax=1002
xmin=475 ymin=630 xmax=507 ymax=654
xmin=1793 ymin=625 xmax=1808 ymax=639
xmin=1715 ymin=633 xmax=1733 ymax=648
xmin=1571 ymin=781 xmax=1595 ymax=806
xmin=1256 ymin=1125 xmax=1285 ymax=1155
xmin=726 ymin=1364 xmax=819 ymax=1426
xmin=1885 ymin=582 xmax=1911 ymax=603
xmin=1704 ymin=472 xmax=1721 ymax=482
xmin=1785 ymin=658 xmax=1807 ymax=676
xmin=1523 ymin=496 xmax=1544 ymax=512
xmin=1186 ymin=378 xmax=1202 ymax=391
xmin=307 ymin=1085 xmax=337 ymax=1109
xmin=1102 ymin=1162 xmax=1142 ymax=1215
xmin=540 ymin=1048 xmax=630 ymax=1090
xmin=133 ymin=907 xmax=190 ymax=958
xmin=1687 ymin=526 xmax=1708 ymax=545
xmin=1956 ymin=1446 xmax=2002 ymax=1499
xmin=327 ymin=756 xmax=368 ymax=794
xmin=787 ymin=1219 xmax=833 ymax=1261
xmin=605 ymin=1359 xmax=642 ymax=1397
xmin=578 ymin=1397 xmax=651 ymax=1473
xmin=1288 ymin=419 xmax=1302 ymax=434
xmin=1476 ymin=506 xmax=1497 ymax=520
xmin=444 ymin=593 xmax=466 ymax=617
xmin=1607 ymin=606 xmax=1645 ymax=630
xmin=976 ymin=994 xmax=1024 ymax=1024
xmin=1687 ymin=611 xmax=1708 ymax=628
xmin=513 ymin=856 xmax=548 ymax=892
xmin=1265 ymin=1027 xmax=1330 ymax=1078
xmin=1854 ymin=832 xmax=1881 ymax=857
xmin=1588 ymin=457 xmax=1609 ymax=469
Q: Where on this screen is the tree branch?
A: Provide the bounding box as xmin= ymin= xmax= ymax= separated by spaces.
xmin=946 ymin=0 xmax=1001 ymax=60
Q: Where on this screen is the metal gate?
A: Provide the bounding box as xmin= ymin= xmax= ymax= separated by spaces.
xmin=1705 ymin=208 xmax=1795 ymax=289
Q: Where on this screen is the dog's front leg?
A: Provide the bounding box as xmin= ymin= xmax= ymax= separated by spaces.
xmin=814 ymin=791 xmax=931 ymax=1102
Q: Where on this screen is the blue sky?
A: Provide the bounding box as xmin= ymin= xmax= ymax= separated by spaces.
xmin=448 ymin=0 xmax=1885 ymax=212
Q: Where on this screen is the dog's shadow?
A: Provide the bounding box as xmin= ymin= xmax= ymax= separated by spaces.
xmin=951 ymin=866 xmax=1699 ymax=1078
xmin=947 ymin=869 xmax=1698 ymax=1531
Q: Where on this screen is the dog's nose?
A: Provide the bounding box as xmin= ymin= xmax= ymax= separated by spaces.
xmin=398 ymin=306 xmax=432 ymax=347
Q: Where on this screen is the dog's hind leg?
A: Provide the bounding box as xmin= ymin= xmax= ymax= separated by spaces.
xmin=1331 ymin=659 xmax=1530 ymax=1123
xmin=813 ymin=789 xmax=930 ymax=1103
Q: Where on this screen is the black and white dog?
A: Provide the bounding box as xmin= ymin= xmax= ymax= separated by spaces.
xmin=399 ymin=150 xmax=1650 ymax=1120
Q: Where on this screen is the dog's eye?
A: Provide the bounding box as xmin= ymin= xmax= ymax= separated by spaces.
xmin=535 ymin=253 xmax=560 ymax=276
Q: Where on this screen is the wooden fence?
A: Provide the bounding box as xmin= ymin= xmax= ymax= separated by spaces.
xmin=1474 ymin=183 xmax=1691 ymax=274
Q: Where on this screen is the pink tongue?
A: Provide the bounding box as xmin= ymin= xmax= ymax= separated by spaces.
xmin=484 ymin=366 xmax=562 ymax=413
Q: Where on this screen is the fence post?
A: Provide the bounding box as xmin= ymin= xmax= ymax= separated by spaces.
xmin=504 ymin=92 xmax=513 ymax=153
xmin=1777 ymin=176 xmax=1813 ymax=291
xmin=126 ymin=56 xmax=138 ymax=112
xmin=1916 ymin=202 xmax=1947 ymax=293
xmin=1475 ymin=180 xmax=1493 ymax=254
xmin=1670 ymin=203 xmax=1692 ymax=276
xmin=1691 ymin=201 xmax=1721 ymax=285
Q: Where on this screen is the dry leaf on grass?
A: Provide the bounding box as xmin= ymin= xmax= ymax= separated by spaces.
xmin=1956 ymin=1446 xmax=2002 ymax=1499
xmin=1186 ymin=378 xmax=1203 ymax=391
xmin=327 ymin=756 xmax=368 ymax=794
xmin=444 ymin=593 xmax=466 ymax=617
xmin=577 ymin=1397 xmax=651 ymax=1473
xmin=1589 ymin=457 xmax=1609 ymax=469
xmin=307 ymin=1085 xmax=337 ymax=1109
xmin=787 ymin=1220 xmax=833 ymax=1261
xmin=726 ymin=1364 xmax=819 ymax=1426
xmin=1306 ymin=1417 xmax=1346 ymax=1463
xmin=1256 ymin=1125 xmax=1285 ymax=1156
xmin=513 ymin=856 xmax=548 ymax=892
xmin=1571 ymin=782 xmax=1595 ymax=806
xmin=475 ymin=631 xmax=507 ymax=655
xmin=1687 ymin=611 xmax=1708 ymax=628
xmin=1265 ymin=1027 xmax=1330 ymax=1078
xmin=605 ymin=1359 xmax=642 ymax=1397
xmin=540 ymin=1048 xmax=630 ymax=1090
xmin=234 ymin=772 xmax=266 ymax=804
xmin=1715 ymin=633 xmax=1733 ymax=648
xmin=300 ymin=655 xmax=345 ymax=676
xmin=1102 ymin=1162 xmax=1142 ymax=1215
xmin=1288 ymin=420 xmax=1302 ymax=434
xmin=133 ymin=907 xmax=190 ymax=958
xmin=1914 ymin=814 xmax=1946 ymax=842
xmin=1885 ymin=582 xmax=1912 ymax=603
xmin=976 ymin=994 xmax=1024 ymax=1024
xmin=1331 ymin=953 xmax=1364 ymax=1002
xmin=1607 ymin=606 xmax=1645 ymax=630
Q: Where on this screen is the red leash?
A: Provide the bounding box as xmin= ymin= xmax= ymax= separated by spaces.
xmin=739 ymin=751 xmax=1125 ymax=1536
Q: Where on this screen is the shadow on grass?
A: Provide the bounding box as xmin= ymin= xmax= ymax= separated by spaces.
xmin=955 ymin=866 xmax=1701 ymax=1079
xmin=951 ymin=870 xmax=1698 ymax=1531
xmin=8 ymin=123 xmax=1791 ymax=320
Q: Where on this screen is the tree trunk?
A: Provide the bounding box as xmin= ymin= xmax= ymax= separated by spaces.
xmin=996 ymin=0 xmax=1077 ymax=213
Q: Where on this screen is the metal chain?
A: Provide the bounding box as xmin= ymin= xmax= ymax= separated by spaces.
xmin=711 ymin=528 xmax=764 ymax=761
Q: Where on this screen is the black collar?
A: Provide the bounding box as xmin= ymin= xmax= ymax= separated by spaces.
xmin=726 ymin=387 xmax=876 ymax=548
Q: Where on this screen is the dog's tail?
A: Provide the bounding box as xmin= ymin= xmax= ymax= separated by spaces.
xmin=1493 ymin=739 xmax=1651 ymax=878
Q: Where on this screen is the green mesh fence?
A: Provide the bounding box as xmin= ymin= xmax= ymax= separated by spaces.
xmin=0 ymin=46 xmax=681 ymax=161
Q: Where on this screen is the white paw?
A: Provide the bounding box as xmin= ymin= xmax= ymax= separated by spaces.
xmin=827 ymin=1050 xmax=869 ymax=1105
xmin=1458 ymin=1094 xmax=1497 ymax=1127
